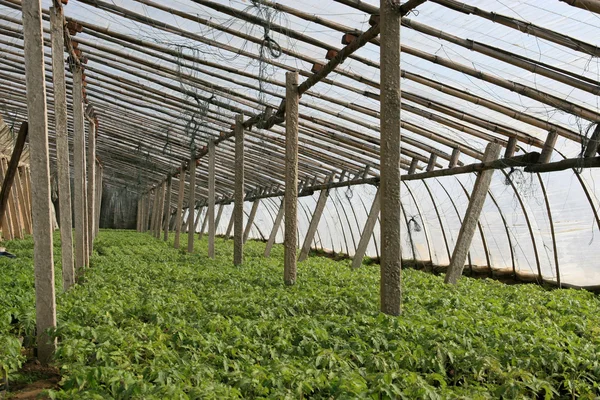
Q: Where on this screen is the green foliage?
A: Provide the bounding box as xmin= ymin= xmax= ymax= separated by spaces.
xmin=2 ymin=231 xmax=600 ymax=398
xmin=0 ymin=234 xmax=65 ymax=384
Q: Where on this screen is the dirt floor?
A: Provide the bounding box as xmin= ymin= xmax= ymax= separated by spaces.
xmin=2 ymin=360 xmax=60 ymax=400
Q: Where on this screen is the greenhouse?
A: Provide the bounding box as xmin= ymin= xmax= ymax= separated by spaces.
xmin=1 ymin=0 xmax=600 ymax=398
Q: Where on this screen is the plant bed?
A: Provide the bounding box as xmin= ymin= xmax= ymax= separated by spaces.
xmin=1 ymin=231 xmax=600 ymax=399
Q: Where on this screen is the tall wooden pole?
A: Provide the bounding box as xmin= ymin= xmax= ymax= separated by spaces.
xmin=72 ymin=66 xmax=86 ymax=274
xmin=380 ymin=0 xmax=403 ymax=316
xmin=208 ymin=140 xmax=215 ymax=258
xmin=234 ymin=114 xmax=245 ymax=266
xmin=155 ymin=181 xmax=165 ymax=239
xmin=187 ymin=156 xmax=196 ymax=253
xmin=22 ymin=0 xmax=56 ymax=364
xmin=298 ymin=184 xmax=329 ymax=262
xmin=444 ymin=143 xmax=501 ymax=284
xmin=264 ymin=200 xmax=284 ymax=257
xmin=94 ymin=164 xmax=102 ymax=237
xmin=163 ymin=175 xmax=172 ymax=241
xmin=351 ymin=188 xmax=380 ymax=269
xmin=174 ymin=164 xmax=185 ymax=248
xmin=243 ymin=199 xmax=260 ymax=243
xmin=284 ymin=71 xmax=299 ymax=285
xmin=82 ymin=130 xmax=89 ymax=267
xmin=86 ymin=118 xmax=96 ymax=253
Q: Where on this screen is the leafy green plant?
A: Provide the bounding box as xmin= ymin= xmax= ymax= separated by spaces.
xmin=1 ymin=231 xmax=600 ymax=399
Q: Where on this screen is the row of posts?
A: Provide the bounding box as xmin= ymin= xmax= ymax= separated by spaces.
xmin=135 ymin=0 xmax=516 ymax=320
xmin=19 ymin=0 xmax=104 ymax=364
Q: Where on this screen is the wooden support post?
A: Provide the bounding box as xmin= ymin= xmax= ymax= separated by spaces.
xmin=215 ymin=203 xmax=225 ymax=232
xmin=187 ymin=156 xmax=196 ymax=253
xmin=351 ymin=188 xmax=380 ymax=269
xmin=505 ymin=136 xmax=518 ymax=158
xmin=408 ymin=158 xmax=418 ymax=175
xmin=234 ymin=114 xmax=245 ymax=266
xmin=14 ymin=168 xmax=29 ymax=236
xmin=86 ymin=118 xmax=96 ymax=254
xmin=449 ymin=148 xmax=460 ymax=168
xmin=22 ymin=167 xmax=33 ymax=236
xmin=145 ymin=193 xmax=151 ymax=232
xmin=426 ymin=153 xmax=437 ymax=172
xmin=86 ymin=119 xmax=95 ymax=254
xmin=194 ymin=206 xmax=203 ymax=234
xmin=82 ymin=140 xmax=89 ymax=267
xmin=174 ymin=165 xmax=185 ymax=248
xmin=225 ymin=209 xmax=235 ymax=239
xmin=149 ymin=190 xmax=157 ymax=234
xmin=136 ymin=199 xmax=141 ymax=232
xmin=156 ymin=181 xmax=166 ymax=239
xmin=163 ymin=176 xmax=172 ymax=241
xmin=284 ymin=71 xmax=300 ymax=284
xmin=243 ymin=199 xmax=260 ymax=243
xmin=199 ymin=206 xmax=209 ymax=239
xmin=264 ymin=200 xmax=284 ymax=257
xmin=22 ymin=0 xmax=56 ymax=364
xmin=208 ymin=140 xmax=215 ymax=257
xmin=584 ymin=124 xmax=600 ymax=158
xmin=539 ymin=130 xmax=558 ymax=164
xmin=298 ymin=182 xmax=330 ymax=262
xmin=380 ymin=0 xmax=403 ymax=316
xmin=94 ymin=165 xmax=102 ymax=238
xmin=445 ymin=143 xmax=502 ymax=284
xmin=0 ymin=159 xmax=14 ymax=240
xmin=1 ymin=157 xmax=23 ymax=240
xmin=0 ymin=122 xmax=27 ymax=228
xmin=72 ymin=66 xmax=86 ymax=273
xmin=19 ymin=166 xmax=33 ymax=235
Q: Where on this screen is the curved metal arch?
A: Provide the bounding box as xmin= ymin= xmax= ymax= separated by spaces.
xmin=536 ymin=174 xmax=560 ymax=287
xmin=501 ymin=170 xmax=542 ymax=282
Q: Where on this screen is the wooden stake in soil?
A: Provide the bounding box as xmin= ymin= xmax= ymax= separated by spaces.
xmin=444 ymin=143 xmax=502 ymax=284
xmin=284 ymin=71 xmax=299 ymax=284
xmin=187 ymin=155 xmax=196 ymax=253
xmin=22 ymin=0 xmax=57 ymax=364
xmin=234 ymin=114 xmax=245 ymax=266
xmin=380 ymin=0 xmax=403 ymax=316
